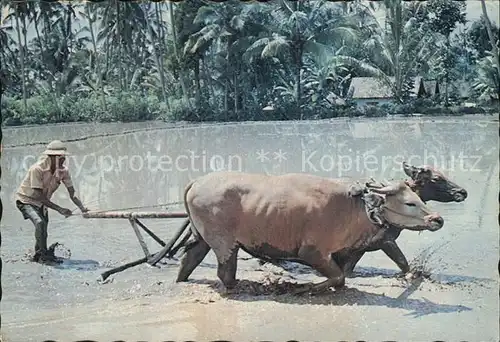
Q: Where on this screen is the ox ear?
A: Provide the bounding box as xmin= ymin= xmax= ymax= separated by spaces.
xmin=403 ymin=162 xmax=433 ymax=182
xmin=363 ymin=192 xmax=385 ymax=207
xmin=415 ymin=167 xmax=433 ymax=182
xmin=402 ymin=161 xmax=419 ymax=178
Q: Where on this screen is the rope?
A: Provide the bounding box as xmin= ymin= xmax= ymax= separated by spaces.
xmin=70 ymin=201 xmax=185 ymax=216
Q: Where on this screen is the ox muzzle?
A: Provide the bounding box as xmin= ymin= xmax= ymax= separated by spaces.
xmin=423 ymin=213 xmax=444 ymax=231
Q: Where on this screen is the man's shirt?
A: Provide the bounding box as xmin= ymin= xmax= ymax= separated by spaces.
xmin=16 ymin=156 xmax=73 ymax=208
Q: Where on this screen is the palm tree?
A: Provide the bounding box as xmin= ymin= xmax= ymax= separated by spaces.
xmin=245 ymin=0 xmax=359 ymax=118
xmin=0 ymin=7 xmax=16 ymax=96
xmin=4 ymin=1 xmax=29 ymax=112
xmin=172 ymin=0 xmax=207 ymax=109
xmin=347 ymin=0 xmax=435 ymax=103
xmin=473 ymin=51 xmax=500 ymax=100
xmin=96 ymin=0 xmax=150 ymax=92
xmin=183 ymin=0 xmax=264 ymax=118
xmin=141 ymin=2 xmax=168 ymax=105
xmin=82 ymin=1 xmax=107 ymax=110
xmin=480 ymin=0 xmax=500 ymax=84
xmin=167 ymin=1 xmax=190 ymax=103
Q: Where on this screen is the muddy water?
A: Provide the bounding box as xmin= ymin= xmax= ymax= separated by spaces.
xmin=1 ymin=116 xmax=498 ymax=341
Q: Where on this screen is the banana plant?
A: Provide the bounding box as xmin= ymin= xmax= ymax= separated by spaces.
xmin=480 ymin=0 xmax=500 ymax=85
xmin=472 ymin=51 xmax=500 ymax=101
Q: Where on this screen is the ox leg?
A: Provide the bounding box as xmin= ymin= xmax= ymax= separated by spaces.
xmin=216 ymin=247 xmax=239 ymax=289
xmin=294 ymin=246 xmax=345 ymax=295
xmin=342 ymin=251 xmax=365 ymax=277
xmin=176 ymin=239 xmax=211 ymax=282
xmin=381 ymin=240 xmax=410 ymax=275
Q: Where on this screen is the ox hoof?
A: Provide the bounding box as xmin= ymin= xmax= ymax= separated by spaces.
xmin=405 ymin=271 xmax=424 ymax=280
xmin=309 ymin=284 xmax=338 ymax=296
xmin=396 ymin=271 xmax=419 ymax=281
xmin=405 ymin=272 xmax=415 ymax=281
xmin=221 ymin=279 xmax=240 ymax=293
xmin=395 ymin=269 xmax=410 ymax=278
xmin=292 ymin=283 xmax=314 ymax=296
xmin=333 ymin=285 xmax=347 ymax=293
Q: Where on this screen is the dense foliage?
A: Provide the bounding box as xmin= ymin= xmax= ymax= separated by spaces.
xmin=1 ymin=0 xmax=499 ymax=126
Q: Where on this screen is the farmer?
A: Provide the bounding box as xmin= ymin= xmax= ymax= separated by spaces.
xmin=15 ymin=140 xmax=88 ymax=263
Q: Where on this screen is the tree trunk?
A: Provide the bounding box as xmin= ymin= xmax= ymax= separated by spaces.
xmin=59 ymin=4 xmax=72 ymax=97
xmin=156 ymin=3 xmax=170 ymax=110
xmin=33 ymin=12 xmax=46 ymax=85
xmin=291 ymin=1 xmax=302 ymax=118
xmin=168 ymin=1 xmax=190 ymax=104
xmin=445 ymin=36 xmax=450 ymax=106
xmin=233 ymin=69 xmax=238 ymax=119
xmin=202 ymin=59 xmax=215 ymax=106
xmin=144 ymin=4 xmax=168 ymax=104
xmin=15 ymin=10 xmax=27 ymax=114
xmin=115 ymin=0 xmax=124 ymax=91
xmin=295 ymin=48 xmax=302 ymax=119
xmin=224 ymin=82 xmax=229 ymax=120
xmin=22 ymin=10 xmax=29 ymax=86
xmin=194 ymin=57 xmax=201 ymax=108
xmin=41 ymin=6 xmax=51 ymax=56
xmin=393 ymin=0 xmax=402 ymax=103
xmin=480 ymin=0 xmax=500 ymax=83
xmin=85 ymin=3 xmax=107 ymax=111
xmin=103 ymin=3 xmax=112 ymax=86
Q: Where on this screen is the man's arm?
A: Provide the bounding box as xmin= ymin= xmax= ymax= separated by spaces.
xmin=30 ymin=167 xmax=72 ymax=216
xmin=31 ymin=188 xmax=71 ymax=216
xmin=66 ymin=186 xmax=88 ymax=213
xmin=61 ymin=170 xmax=88 ymax=213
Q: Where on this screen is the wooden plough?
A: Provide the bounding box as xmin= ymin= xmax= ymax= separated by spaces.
xmin=82 ymin=211 xmax=191 ymax=281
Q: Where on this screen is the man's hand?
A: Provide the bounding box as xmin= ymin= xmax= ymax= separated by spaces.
xmin=80 ymin=207 xmax=89 ymax=213
xmin=59 ymin=208 xmax=73 ymax=217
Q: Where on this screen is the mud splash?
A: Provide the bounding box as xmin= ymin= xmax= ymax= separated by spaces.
xmin=5 ymin=242 xmax=105 ymax=272
xmin=246 ymin=239 xmax=496 ymax=296
xmin=174 ymin=272 xmax=474 ymax=320
xmin=49 ymin=242 xmax=72 ymax=259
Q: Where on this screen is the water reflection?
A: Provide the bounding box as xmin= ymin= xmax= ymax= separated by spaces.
xmin=2 ymin=117 xmax=498 ymax=222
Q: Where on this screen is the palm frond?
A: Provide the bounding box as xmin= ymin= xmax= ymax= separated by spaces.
xmin=261 ymin=35 xmax=290 ymax=58
xmin=193 ymin=6 xmax=219 ymax=25
xmin=230 ymin=15 xmax=245 ymax=31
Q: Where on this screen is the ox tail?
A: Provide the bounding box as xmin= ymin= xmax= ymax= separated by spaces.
xmin=183 ymin=178 xmax=202 ymax=242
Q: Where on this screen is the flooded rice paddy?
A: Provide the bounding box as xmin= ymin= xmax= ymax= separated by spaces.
xmin=1 ymin=116 xmax=498 ymax=341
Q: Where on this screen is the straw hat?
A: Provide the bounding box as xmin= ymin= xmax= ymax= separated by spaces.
xmin=43 ymin=140 xmax=69 ymax=156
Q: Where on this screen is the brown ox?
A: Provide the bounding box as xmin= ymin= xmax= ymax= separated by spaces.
xmin=176 ymin=172 xmax=444 ymax=294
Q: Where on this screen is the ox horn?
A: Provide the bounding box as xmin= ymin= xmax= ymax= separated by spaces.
xmin=365 ymin=178 xmax=387 ymax=189
xmin=368 ymin=181 xmax=404 ymax=195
